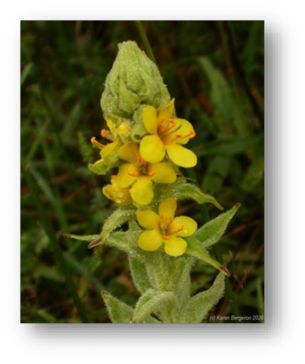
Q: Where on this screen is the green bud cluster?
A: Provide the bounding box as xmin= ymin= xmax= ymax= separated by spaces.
xmin=101 ymin=41 xmax=170 ymax=119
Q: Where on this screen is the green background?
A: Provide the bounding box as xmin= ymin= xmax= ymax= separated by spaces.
xmin=21 ymin=20 xmax=264 ymax=323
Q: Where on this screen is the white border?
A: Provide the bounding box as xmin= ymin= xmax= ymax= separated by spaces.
xmin=2 ymin=0 xmax=305 ymax=363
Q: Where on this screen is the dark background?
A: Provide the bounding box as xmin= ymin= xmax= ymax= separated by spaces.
xmin=21 ymin=21 xmax=264 ymax=323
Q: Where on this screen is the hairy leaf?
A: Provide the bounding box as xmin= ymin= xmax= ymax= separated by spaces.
xmin=64 ymin=233 xmax=100 ymax=242
xmin=105 ymin=231 xmax=144 ymax=260
xmin=186 ymin=237 xmax=230 ymax=276
xmin=180 ymin=273 xmax=225 ymax=323
xmin=64 ymin=232 xmax=103 ymax=254
xmin=133 ymin=289 xmax=176 ymax=323
xmin=89 ymin=208 xmax=135 ymax=248
xmin=101 ymin=290 xmax=133 ymax=323
xmin=101 ymin=290 xmax=159 ymax=324
xmin=156 ymin=179 xmax=223 ymax=210
xmin=129 ymin=256 xmax=151 ymax=294
xmin=170 ymin=257 xmax=194 ymax=309
xmin=194 ymin=203 xmax=240 ymax=248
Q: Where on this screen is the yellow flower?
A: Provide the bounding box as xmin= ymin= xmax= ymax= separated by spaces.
xmin=115 ymin=142 xmax=177 ymax=206
xmin=89 ymin=119 xmax=128 ymax=173
xmin=139 ymin=100 xmax=197 ymax=168
xmin=136 ymin=198 xmax=197 ymax=257
xmin=102 ymin=175 xmax=132 ymax=205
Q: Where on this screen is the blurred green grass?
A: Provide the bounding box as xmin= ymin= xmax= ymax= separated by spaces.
xmin=21 ymin=20 xmax=264 ymax=323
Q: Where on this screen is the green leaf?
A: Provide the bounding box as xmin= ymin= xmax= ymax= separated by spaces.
xmin=186 ymin=237 xmax=230 ymax=276
xmin=101 ymin=291 xmax=160 ymax=323
xmin=133 ymin=289 xmax=176 ymax=323
xmin=89 ymin=208 xmax=135 ymax=248
xmin=194 ymin=204 xmax=240 ymax=248
xmin=156 ymin=179 xmax=223 ymax=210
xmin=198 ymin=57 xmax=249 ymax=137
xmin=101 ymin=290 xmax=133 ymax=323
xmin=169 ymin=257 xmax=194 ymax=308
xmin=105 ymin=231 xmax=143 ymax=260
xmin=129 ymin=256 xmax=151 ymax=294
xmin=180 ymin=273 xmax=225 ymax=323
xmin=64 ymin=233 xmax=100 ymax=242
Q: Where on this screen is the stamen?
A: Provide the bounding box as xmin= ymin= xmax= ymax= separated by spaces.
xmin=158 ymin=119 xmax=176 ymax=135
xmin=100 ymin=128 xmax=114 ymax=141
xmin=147 ymin=171 xmax=156 ymax=177
xmin=90 ymin=136 xmax=104 ymax=149
xmin=136 ymin=154 xmax=145 ymax=164
xmin=163 ymin=235 xmax=170 ymax=240
xmin=90 ymin=136 xmax=97 ymax=143
xmin=170 ymin=129 xmax=196 ymax=143
xmin=170 ymin=225 xmax=184 ymax=235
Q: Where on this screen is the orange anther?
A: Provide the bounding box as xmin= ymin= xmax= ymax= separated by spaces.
xmin=147 ymin=171 xmax=156 ymax=177
xmin=168 ymin=119 xmax=176 ymax=125
xmin=90 ymin=136 xmax=104 ymax=149
xmin=100 ymin=129 xmax=107 ymax=137
xmin=90 ymin=136 xmax=97 ymax=144
xmin=190 ymin=130 xmax=196 ymax=138
xmin=136 ymin=154 xmax=145 ymax=164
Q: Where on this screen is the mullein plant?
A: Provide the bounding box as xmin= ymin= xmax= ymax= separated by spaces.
xmin=71 ymin=41 xmax=239 ymax=323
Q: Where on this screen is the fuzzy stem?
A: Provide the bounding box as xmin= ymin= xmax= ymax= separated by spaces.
xmin=142 ymin=252 xmax=191 ymax=323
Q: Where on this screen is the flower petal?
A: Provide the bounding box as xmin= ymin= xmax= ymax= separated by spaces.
xmin=158 ymin=99 xmax=175 ymax=121
xmin=136 ymin=209 xmax=159 ymax=230
xmin=118 ymin=142 xmax=138 ymax=163
xmin=150 ymin=162 xmax=177 ymax=184
xmin=137 ymin=229 xmax=163 ymax=252
xmin=164 ymin=236 xmax=187 ymax=257
xmin=130 ymin=177 xmax=153 ymax=205
xmin=170 ymin=216 xmax=197 ymax=237
xmin=116 ymin=163 xmax=137 ymax=188
xmin=140 ymin=135 xmax=165 ymax=163
xmin=142 ymin=105 xmax=158 ymax=134
xmin=166 ymin=143 xmax=197 ymax=168
xmin=174 ymin=118 xmax=195 ymax=145
xmin=158 ymin=198 xmax=177 ymax=219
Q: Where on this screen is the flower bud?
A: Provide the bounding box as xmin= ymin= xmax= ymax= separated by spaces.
xmin=101 ymin=41 xmax=170 ymax=119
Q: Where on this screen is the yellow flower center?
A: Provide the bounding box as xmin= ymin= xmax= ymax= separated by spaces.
xmin=127 ymin=154 xmax=155 ymax=178
xmin=158 ymin=216 xmax=184 ymax=240
xmin=157 ymin=119 xmax=196 ymax=145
